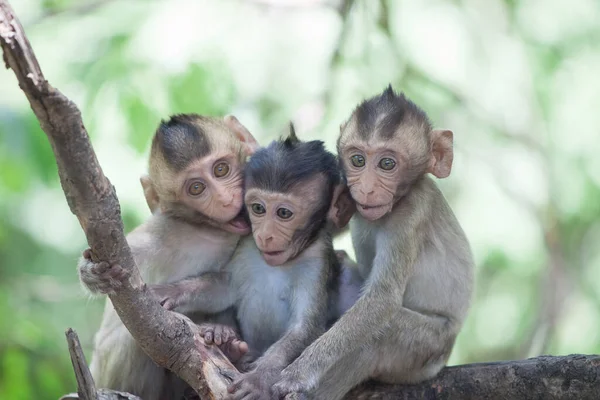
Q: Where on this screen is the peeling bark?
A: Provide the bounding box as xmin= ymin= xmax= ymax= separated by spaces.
xmin=0 ymin=1 xmax=238 ymax=398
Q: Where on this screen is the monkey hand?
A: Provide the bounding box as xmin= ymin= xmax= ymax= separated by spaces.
xmin=198 ymin=323 xmax=249 ymax=363
xmin=271 ymin=367 xmax=315 ymax=400
xmin=335 ymin=249 xmax=349 ymax=263
xmin=147 ymin=283 xmax=186 ymax=310
xmin=78 ymin=248 xmax=130 ymax=295
xmin=227 ymin=367 xmax=280 ymax=400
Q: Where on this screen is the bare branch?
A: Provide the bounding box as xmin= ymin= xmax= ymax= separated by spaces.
xmin=0 ymin=0 xmax=238 ymax=397
xmin=66 ymin=328 xmax=98 ymax=400
xmin=347 ymin=354 xmax=600 ymax=399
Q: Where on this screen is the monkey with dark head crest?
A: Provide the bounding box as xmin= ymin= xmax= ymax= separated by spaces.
xmin=78 ymin=114 xmax=258 ymax=400
xmin=150 ymin=124 xmax=355 ymax=400
xmin=272 ymin=86 xmax=475 ymax=400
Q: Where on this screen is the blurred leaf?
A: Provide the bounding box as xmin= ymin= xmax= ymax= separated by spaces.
xmin=120 ymin=92 xmax=158 ymax=154
xmin=169 ymin=63 xmax=235 ymax=115
xmin=0 ymin=347 xmax=31 ymax=400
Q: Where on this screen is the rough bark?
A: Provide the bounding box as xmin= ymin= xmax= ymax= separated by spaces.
xmin=0 ymin=1 xmax=238 ymax=398
xmin=346 ymin=354 xmax=600 ymax=400
xmin=65 ymin=328 xmax=98 ymax=400
xmin=2 ymin=1 xmax=600 ymax=400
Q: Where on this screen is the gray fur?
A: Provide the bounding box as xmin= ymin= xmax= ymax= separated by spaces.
xmin=273 ymin=176 xmax=475 ymax=400
xmin=78 ymin=214 xmax=241 ymax=400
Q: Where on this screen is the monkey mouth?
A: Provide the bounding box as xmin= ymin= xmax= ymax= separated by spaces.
xmin=357 ymin=203 xmax=387 ymax=211
xmin=260 ymin=249 xmax=290 ymax=266
xmin=356 ymin=203 xmax=392 ymax=221
xmin=226 ymin=210 xmax=251 ymax=235
xmin=262 ymin=250 xmax=284 ymax=257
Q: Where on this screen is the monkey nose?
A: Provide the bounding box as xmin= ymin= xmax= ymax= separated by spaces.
xmin=359 ymin=187 xmax=375 ymax=197
xmin=257 ymin=234 xmax=273 ymax=247
xmin=221 ymin=194 xmax=234 ymax=207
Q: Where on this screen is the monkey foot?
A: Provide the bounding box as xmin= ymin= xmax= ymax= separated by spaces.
xmin=198 ymin=323 xmax=249 ymax=363
xmin=78 ymin=248 xmax=130 ymax=295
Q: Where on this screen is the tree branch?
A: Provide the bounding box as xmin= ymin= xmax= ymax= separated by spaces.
xmin=0 ymin=1 xmax=239 ymax=397
xmin=65 ymin=328 xmax=98 ymax=400
xmin=3 ymin=2 xmax=600 ymax=400
xmin=347 ymin=354 xmax=600 ymax=399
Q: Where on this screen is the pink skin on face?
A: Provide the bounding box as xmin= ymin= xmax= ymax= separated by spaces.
xmin=177 ymin=150 xmax=252 ymax=235
xmin=245 ymin=178 xmax=324 ymax=266
xmin=341 ymin=145 xmax=404 ymax=221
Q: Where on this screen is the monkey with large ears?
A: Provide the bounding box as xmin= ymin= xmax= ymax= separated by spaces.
xmin=150 ymin=126 xmax=355 ymax=400
xmin=272 ymin=86 xmax=475 ymax=400
xmin=77 ymin=114 xmax=258 ymax=400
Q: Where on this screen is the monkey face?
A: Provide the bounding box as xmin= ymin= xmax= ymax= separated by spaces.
xmin=244 ymin=183 xmax=320 ymax=266
xmin=178 ymin=151 xmax=250 ymax=235
xmin=337 ymin=141 xmax=405 ymax=221
xmin=337 ymin=89 xmax=437 ymax=221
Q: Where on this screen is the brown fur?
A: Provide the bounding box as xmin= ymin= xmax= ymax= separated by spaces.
xmin=77 ymin=114 xmax=258 ymax=400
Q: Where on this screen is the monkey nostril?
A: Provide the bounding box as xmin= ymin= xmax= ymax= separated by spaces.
xmin=222 ymin=194 xmax=234 ymax=207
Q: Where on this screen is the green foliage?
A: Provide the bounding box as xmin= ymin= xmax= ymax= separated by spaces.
xmin=1 ymin=0 xmax=600 ymax=397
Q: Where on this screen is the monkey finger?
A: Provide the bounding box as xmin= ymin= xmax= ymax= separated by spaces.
xmin=91 ymin=261 xmax=112 ymax=275
xmin=231 ymin=387 xmax=253 ymax=400
xmin=227 ymin=378 xmax=246 ymax=393
xmin=82 ymin=248 xmax=92 ymax=260
xmin=161 ymin=298 xmax=176 ymax=310
xmin=213 ymin=326 xmax=223 ymax=345
xmin=109 ymin=264 xmax=129 ymax=280
xmin=204 ymin=330 xmax=214 ymax=344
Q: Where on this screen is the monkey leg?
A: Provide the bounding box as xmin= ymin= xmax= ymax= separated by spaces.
xmin=90 ymin=307 xmax=187 ymax=400
xmin=372 ymin=307 xmax=456 ymax=384
xmin=311 ymin=348 xmax=377 ymax=400
xmin=312 ymin=308 xmax=454 ymax=400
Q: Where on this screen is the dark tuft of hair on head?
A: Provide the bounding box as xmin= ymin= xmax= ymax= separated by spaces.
xmin=245 ymin=128 xmax=341 ymax=242
xmin=353 ymin=84 xmax=432 ymax=140
xmin=284 ymin=122 xmax=300 ymax=147
xmin=151 ymin=113 xmax=211 ymax=172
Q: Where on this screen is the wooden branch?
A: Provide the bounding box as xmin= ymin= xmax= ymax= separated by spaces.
xmin=3 ymin=2 xmax=600 ymax=400
xmin=346 ymin=354 xmax=600 ymax=399
xmin=0 ymin=1 xmax=239 ymax=398
xmin=65 ymin=328 xmax=98 ymax=400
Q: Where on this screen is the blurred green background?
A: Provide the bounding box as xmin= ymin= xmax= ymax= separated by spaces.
xmin=1 ymin=0 xmax=599 ymax=398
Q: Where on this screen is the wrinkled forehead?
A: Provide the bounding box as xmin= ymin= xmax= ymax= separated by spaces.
xmin=339 ymin=112 xmax=429 ymax=151
xmin=245 ymin=175 xmax=327 ymax=203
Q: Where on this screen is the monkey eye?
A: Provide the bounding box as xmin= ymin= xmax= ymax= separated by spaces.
xmin=251 ymin=203 xmax=266 ymax=215
xmin=350 ymin=154 xmax=365 ymax=168
xmin=214 ymin=162 xmax=230 ymax=178
xmin=188 ymin=181 xmax=206 ymax=196
xmin=276 ymin=208 xmax=293 ymax=219
xmin=378 ymin=158 xmax=396 ymax=171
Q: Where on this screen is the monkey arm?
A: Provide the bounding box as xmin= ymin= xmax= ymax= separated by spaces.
xmin=278 ymin=215 xmax=427 ymax=389
xmin=148 ymin=272 xmax=235 ymax=314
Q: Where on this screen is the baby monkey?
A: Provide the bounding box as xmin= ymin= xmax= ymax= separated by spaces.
xmin=151 ymin=126 xmax=349 ymax=400
xmin=78 ymin=114 xmax=258 ymax=400
xmin=272 ymin=86 xmax=475 ymax=400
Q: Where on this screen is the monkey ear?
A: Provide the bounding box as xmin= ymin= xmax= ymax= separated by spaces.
xmin=328 ymin=184 xmax=356 ymax=229
xmin=224 ymin=115 xmax=260 ymax=156
xmin=427 ymin=129 xmax=454 ymax=179
xmin=140 ymin=175 xmax=160 ymax=214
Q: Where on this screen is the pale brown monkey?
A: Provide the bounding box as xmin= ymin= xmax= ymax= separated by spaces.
xmin=272 ymin=86 xmax=475 ymax=400
xmin=78 ymin=114 xmax=257 ymax=400
xmin=150 ymin=127 xmax=354 ymax=400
